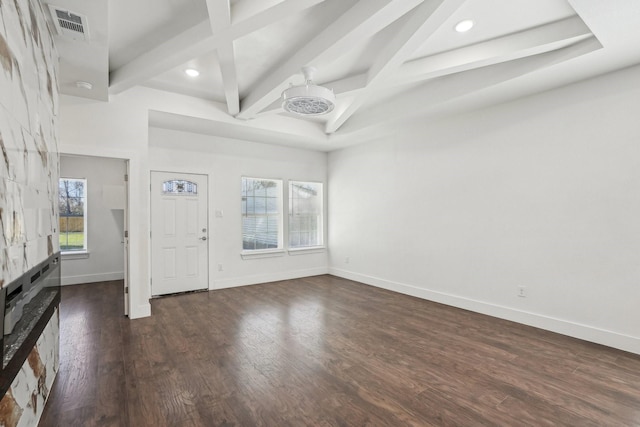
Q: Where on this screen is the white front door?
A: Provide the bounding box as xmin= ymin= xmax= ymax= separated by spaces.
xmin=151 ymin=171 xmax=208 ymax=296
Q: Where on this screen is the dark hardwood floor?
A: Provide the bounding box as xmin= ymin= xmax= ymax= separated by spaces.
xmin=39 ymin=275 xmax=640 ymax=426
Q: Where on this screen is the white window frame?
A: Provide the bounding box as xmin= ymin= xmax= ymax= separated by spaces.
xmin=59 ymin=177 xmax=88 ymax=255
xmin=288 ymin=180 xmax=324 ymax=251
xmin=241 ymin=177 xmax=284 ymax=258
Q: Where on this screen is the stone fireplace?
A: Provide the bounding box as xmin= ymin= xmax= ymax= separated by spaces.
xmin=1 ymin=0 xmax=61 ymax=425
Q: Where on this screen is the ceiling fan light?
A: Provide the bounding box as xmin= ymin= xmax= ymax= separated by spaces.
xmin=282 ymin=66 xmax=335 ymax=116
xmin=282 ymin=84 xmax=335 ymax=115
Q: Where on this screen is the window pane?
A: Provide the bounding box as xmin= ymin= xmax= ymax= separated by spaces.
xmin=254 ymin=182 xmax=267 ymax=197
xmin=59 ymin=178 xmax=87 ymax=251
xmin=255 ymin=196 xmax=266 ymax=214
xmin=247 ymin=196 xmax=255 ymax=214
xmin=241 ymin=177 xmax=282 ymax=250
xmin=289 ymin=181 xmax=323 ymax=248
xmin=265 ymin=183 xmax=278 ymax=197
xmin=266 ymin=197 xmax=278 ymax=214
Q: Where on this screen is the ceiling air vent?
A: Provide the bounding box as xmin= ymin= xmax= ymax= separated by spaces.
xmin=48 ymin=5 xmax=89 ymax=41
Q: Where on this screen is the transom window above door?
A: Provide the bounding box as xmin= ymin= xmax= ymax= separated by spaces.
xmin=162 ymin=180 xmax=198 ymax=195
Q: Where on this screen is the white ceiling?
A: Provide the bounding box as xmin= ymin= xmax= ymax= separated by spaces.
xmin=44 ymin=0 xmax=640 ymax=150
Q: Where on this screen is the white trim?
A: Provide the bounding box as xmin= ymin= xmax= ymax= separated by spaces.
xmin=61 ymin=271 xmax=124 ymax=286
xmin=212 ymin=267 xmax=328 ymax=289
xmin=61 ymin=250 xmax=90 ymax=260
xmin=131 ymin=303 xmax=151 ymax=319
xmin=241 ymin=249 xmax=286 ymax=259
xmin=287 ymin=246 xmax=326 ymax=255
xmin=329 ymin=268 xmax=640 ymax=356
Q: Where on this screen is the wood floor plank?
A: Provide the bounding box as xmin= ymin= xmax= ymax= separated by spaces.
xmin=39 ymin=276 xmax=640 ymax=426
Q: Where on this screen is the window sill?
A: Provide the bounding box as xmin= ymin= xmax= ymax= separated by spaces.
xmin=288 ymin=246 xmax=326 ymax=255
xmin=61 ymin=251 xmax=90 ymax=260
xmin=241 ymin=249 xmax=286 ymax=260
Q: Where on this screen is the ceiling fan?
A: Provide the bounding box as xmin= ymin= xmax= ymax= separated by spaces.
xmin=282 ymin=66 xmax=335 ymax=116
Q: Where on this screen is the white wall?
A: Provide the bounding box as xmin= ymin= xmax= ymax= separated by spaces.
xmin=149 ymin=127 xmax=328 ymax=289
xmin=328 ymin=64 xmax=640 ymax=354
xmin=59 ymin=92 xmax=149 ymax=318
xmin=59 ymin=64 xmax=640 ymax=354
xmin=59 ymin=87 xmax=329 ymax=318
xmin=60 ymin=155 xmax=126 ymax=285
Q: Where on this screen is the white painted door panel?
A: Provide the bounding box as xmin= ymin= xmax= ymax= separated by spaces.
xmin=151 ymin=171 xmax=208 ymax=296
xmin=124 ymin=165 xmax=130 ymax=315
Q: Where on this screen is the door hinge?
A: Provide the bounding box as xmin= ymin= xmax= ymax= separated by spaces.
xmin=125 ymin=286 xmax=129 ymax=294
xmin=124 ymin=174 xmax=129 ymax=182
xmin=124 ymin=230 xmax=129 ymax=238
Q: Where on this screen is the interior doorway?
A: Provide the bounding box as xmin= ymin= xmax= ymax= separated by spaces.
xmin=59 ymin=154 xmax=130 ymax=316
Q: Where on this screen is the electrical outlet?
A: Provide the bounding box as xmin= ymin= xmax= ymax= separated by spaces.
xmin=345 ymin=257 xmax=350 ymax=264
xmin=218 ymin=264 xmax=223 ymax=271
xmin=518 ymin=286 xmax=527 ymax=298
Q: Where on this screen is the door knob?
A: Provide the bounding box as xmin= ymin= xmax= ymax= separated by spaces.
xmin=200 ymin=237 xmax=207 ymax=241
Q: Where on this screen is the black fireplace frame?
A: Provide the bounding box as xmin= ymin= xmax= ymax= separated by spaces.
xmin=0 ymin=253 xmax=61 ymax=397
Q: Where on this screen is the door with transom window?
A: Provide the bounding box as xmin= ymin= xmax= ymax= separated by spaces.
xmin=150 ymin=171 xmax=208 ymax=296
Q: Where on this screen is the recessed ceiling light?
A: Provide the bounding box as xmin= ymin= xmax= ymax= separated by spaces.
xmin=455 ymin=19 xmax=474 ymax=33
xmin=185 ymin=68 xmax=200 ymax=77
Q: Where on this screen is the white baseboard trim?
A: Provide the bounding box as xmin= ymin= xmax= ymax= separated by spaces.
xmin=212 ymin=267 xmax=329 ymax=290
xmin=329 ymin=268 xmax=640 ymax=355
xmin=61 ymin=271 xmax=125 ymax=286
xmin=130 ymin=303 xmax=152 ymax=319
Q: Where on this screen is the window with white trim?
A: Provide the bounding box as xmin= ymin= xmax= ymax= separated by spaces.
xmin=58 ymin=178 xmax=87 ymax=252
xmin=289 ymin=181 xmax=323 ymax=248
xmin=241 ymin=177 xmax=283 ymax=250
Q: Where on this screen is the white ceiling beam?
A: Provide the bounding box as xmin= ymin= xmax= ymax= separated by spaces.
xmin=109 ymin=0 xmax=327 ymax=95
xmin=206 ymin=0 xmax=239 ymax=115
xmin=235 ymin=0 xmax=424 ymax=120
xmin=231 ymin=0 xmax=288 ymax=23
xmin=322 ymin=15 xmax=593 ymax=96
xmin=257 ymin=16 xmax=592 ymax=116
xmin=216 ymin=46 xmax=240 ymax=115
xmin=394 ymin=15 xmax=592 ymax=86
xmin=227 ymin=0 xmax=327 ymax=39
xmin=325 ymin=0 xmax=467 ymax=134
xmin=338 ymin=36 xmax=601 ymax=136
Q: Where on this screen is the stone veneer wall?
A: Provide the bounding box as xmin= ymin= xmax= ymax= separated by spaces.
xmin=0 ymin=0 xmax=60 ymax=425
xmin=0 ymin=309 xmax=59 ymax=426
xmin=0 ymin=0 xmax=59 ymax=284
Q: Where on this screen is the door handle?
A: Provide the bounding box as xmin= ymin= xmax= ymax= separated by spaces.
xmin=199 ymin=237 xmax=207 ymax=241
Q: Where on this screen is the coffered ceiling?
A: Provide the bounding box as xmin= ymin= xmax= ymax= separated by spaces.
xmin=44 ymin=0 xmax=640 ymax=149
